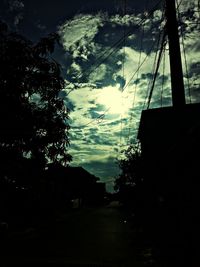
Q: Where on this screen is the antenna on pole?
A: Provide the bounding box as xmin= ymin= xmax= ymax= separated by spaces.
xmin=165 ymin=0 xmax=186 ymax=108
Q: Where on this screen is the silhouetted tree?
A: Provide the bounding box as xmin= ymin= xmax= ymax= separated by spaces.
xmin=115 ymin=143 xmax=142 ymax=193
xmin=0 ymin=21 xmax=71 ymax=186
xmin=114 ymin=143 xmax=149 ymax=225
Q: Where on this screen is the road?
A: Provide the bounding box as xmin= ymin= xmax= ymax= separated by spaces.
xmin=3 ymin=201 xmax=152 ymax=266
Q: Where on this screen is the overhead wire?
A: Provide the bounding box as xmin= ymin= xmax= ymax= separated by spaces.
xmin=118 ymin=0 xmax=127 ymax=160
xmin=198 ymin=0 xmax=200 ymax=17
xmin=71 ymin=0 xmax=167 ymax=141
xmin=117 ymin=0 xmax=163 ymax=158
xmin=72 ymin=36 xmax=156 ymax=130
xmin=143 ymin=3 xmax=166 ymax=110
xmin=142 ymin=29 xmax=162 ymax=110
xmin=176 ymin=0 xmax=192 ymax=103
xmin=177 ymin=0 xmax=184 ymax=8
xmin=71 ymin=107 xmax=110 ymax=129
xmin=160 ymin=44 xmax=166 ymax=107
xmin=86 ymin=1 xmax=162 ymax=78
xmin=65 ymin=0 xmax=164 ymax=95
xmin=125 ymin=0 xmax=160 ymax=147
xmin=121 ymin=40 xmax=156 ymax=93
xmin=126 ymin=21 xmax=145 ymax=145
xmin=71 ymin=0 xmax=164 ymax=130
xmin=133 ymin=2 xmax=166 ymax=147
xmin=126 ymin=0 xmax=154 ymax=150
xmin=68 ymin=0 xmax=165 ymax=139
xmin=146 ymin=29 xmax=167 ymax=109
xmin=127 ymin=0 xmax=147 ymax=144
xmin=70 ymin=1 xmax=162 ymax=131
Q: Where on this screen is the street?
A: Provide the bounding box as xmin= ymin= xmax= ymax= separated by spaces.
xmin=3 ymin=202 xmax=152 ymax=266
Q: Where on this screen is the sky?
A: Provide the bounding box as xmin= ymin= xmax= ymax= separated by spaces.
xmin=1 ymin=0 xmax=200 ymax=191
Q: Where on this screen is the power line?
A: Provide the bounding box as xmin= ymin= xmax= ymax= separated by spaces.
xmin=71 ymin=107 xmax=110 ymax=129
xmin=85 ymin=0 xmax=163 ymax=77
xmin=116 ymin=0 xmax=159 ymax=159
xmin=65 ymin=0 xmax=164 ymax=94
xmin=176 ymin=0 xmax=192 ymax=103
xmin=198 ymin=0 xmax=200 ymax=17
xmin=121 ymin=40 xmax=156 ymax=93
xmin=125 ymin=0 xmax=162 ymax=146
xmin=126 ymin=23 xmax=145 ymax=145
xmin=70 ymin=0 xmax=164 ymax=131
xmin=160 ymin=45 xmax=166 ymax=107
xmin=72 ymin=39 xmax=156 ymax=130
xmin=118 ymin=0 xmax=127 ymax=160
xmin=146 ymin=3 xmax=166 ymax=109
xmin=142 ymin=28 xmax=163 ymax=110
xmin=147 ymin=29 xmax=167 ymax=109
xmin=176 ymin=0 xmax=184 ymax=8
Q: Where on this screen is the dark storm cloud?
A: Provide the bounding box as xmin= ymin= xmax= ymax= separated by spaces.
xmin=132 ymin=72 xmax=154 ymax=86
xmin=89 ymin=110 xmax=102 ymax=119
xmin=190 ymin=63 xmax=200 ymax=76
xmin=157 ymin=74 xmax=169 ymax=85
xmin=115 ymin=75 xmax=126 ymax=89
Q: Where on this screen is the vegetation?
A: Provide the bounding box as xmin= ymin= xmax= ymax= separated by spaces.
xmin=115 ymin=143 xmax=142 ymax=190
xmin=0 ymin=21 xmax=73 ymax=228
xmin=0 ymin=21 xmax=71 ymax=188
xmin=115 ymin=143 xmax=143 ymax=207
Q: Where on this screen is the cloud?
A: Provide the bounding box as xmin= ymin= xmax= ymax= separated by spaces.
xmin=13 ymin=13 xmax=23 ymax=25
xmin=8 ymin=0 xmax=24 ymax=26
xmin=8 ymin=0 xmax=24 ymax=11
xmin=58 ymin=7 xmax=200 ymax=190
xmin=110 ymin=14 xmax=142 ymax=26
xmin=59 ymin=13 xmax=105 ymax=60
xmin=89 ymin=64 xmax=107 ymax=83
xmin=176 ymin=0 xmax=200 ymax=102
xmin=36 ymin=21 xmax=47 ymax=31
xmin=58 ymin=12 xmax=167 ymax=188
xmin=178 ymin=0 xmax=199 ymax=12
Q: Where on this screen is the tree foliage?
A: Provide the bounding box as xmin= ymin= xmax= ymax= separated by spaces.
xmin=0 ymin=21 xmax=71 ymax=184
xmin=115 ymin=143 xmax=142 ymax=192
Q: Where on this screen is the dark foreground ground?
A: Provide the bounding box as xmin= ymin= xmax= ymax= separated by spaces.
xmin=1 ymin=200 xmax=197 ymax=267
xmin=1 ymin=201 xmax=157 ymax=267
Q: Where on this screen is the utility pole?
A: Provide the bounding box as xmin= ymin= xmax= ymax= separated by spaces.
xmin=165 ymin=0 xmax=186 ymax=108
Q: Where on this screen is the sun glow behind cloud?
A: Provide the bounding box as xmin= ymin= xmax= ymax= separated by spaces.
xmin=97 ymin=85 xmax=135 ymax=115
